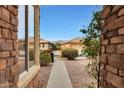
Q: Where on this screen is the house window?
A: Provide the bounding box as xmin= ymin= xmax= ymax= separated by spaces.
xmin=18 ymin=5 xmax=26 ymax=73
xmin=42 ymin=43 xmax=45 ymax=48
xmin=18 ymin=5 xmax=35 ymax=73
xmin=28 ymin=5 xmax=35 ymax=67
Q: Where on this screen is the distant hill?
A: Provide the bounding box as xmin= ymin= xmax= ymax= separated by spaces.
xmin=51 ymin=37 xmax=82 ymax=44
xmin=51 ymin=40 xmax=68 ymax=44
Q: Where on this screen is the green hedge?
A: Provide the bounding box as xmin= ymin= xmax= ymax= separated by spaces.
xmin=61 ymin=48 xmax=78 ymax=60
xmin=40 ymin=51 xmax=52 ymax=66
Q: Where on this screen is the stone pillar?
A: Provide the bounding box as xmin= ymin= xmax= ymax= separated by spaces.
xmin=100 ymin=5 xmax=124 ymax=88
xmin=0 ymin=6 xmax=19 ymax=87
xmin=34 ymin=6 xmax=40 ymax=65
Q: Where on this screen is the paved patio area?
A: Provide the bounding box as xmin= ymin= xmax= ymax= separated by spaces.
xmin=47 ymin=60 xmax=73 ymax=88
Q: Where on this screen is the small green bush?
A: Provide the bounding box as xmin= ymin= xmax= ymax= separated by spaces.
xmin=40 ymin=51 xmax=52 ymax=66
xmin=62 ymin=48 xmax=78 ymax=60
xmin=29 ymin=48 xmax=34 ymax=61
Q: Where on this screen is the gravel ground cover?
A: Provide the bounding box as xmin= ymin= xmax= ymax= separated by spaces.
xmin=64 ymin=57 xmax=97 ymax=88
xmin=40 ymin=64 xmax=53 ymax=88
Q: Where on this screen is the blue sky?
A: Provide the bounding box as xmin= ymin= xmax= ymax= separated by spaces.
xmin=18 ymin=5 xmax=102 ymax=40
xmin=40 ymin=5 xmax=102 ymax=41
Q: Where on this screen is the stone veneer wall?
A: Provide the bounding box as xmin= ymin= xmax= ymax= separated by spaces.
xmin=0 ymin=5 xmax=19 ymax=87
xmin=0 ymin=5 xmax=42 ymax=88
xmin=26 ymin=69 xmax=42 ymax=88
xmin=100 ymin=5 xmax=124 ymax=88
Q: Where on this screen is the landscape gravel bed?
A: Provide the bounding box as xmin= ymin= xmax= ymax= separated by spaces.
xmin=64 ymin=57 xmax=97 ymax=88
xmin=40 ymin=64 xmax=53 ymax=88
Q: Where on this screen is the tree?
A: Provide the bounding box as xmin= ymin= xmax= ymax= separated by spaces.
xmin=51 ymin=43 xmax=58 ymax=50
xmin=51 ymin=42 xmax=61 ymax=50
xmin=80 ymin=11 xmax=102 ymax=87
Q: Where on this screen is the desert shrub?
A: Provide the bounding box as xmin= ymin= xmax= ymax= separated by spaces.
xmin=29 ymin=48 xmax=34 ymax=61
xmin=40 ymin=51 xmax=52 ymax=66
xmin=62 ymin=48 xmax=78 ymax=60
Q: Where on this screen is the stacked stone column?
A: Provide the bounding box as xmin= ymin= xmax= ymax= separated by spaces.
xmin=0 ymin=6 xmax=19 ymax=87
xmin=100 ymin=5 xmax=124 ymax=88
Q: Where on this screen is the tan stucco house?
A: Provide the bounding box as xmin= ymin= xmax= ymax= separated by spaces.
xmin=19 ymin=38 xmax=51 ymax=51
xmin=40 ymin=39 xmax=51 ymax=51
xmin=60 ymin=37 xmax=83 ymax=55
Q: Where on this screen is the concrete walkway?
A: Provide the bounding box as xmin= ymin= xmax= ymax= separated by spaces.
xmin=47 ymin=60 xmax=73 ymax=88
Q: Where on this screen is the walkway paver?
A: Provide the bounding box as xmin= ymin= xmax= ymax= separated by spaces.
xmin=47 ymin=60 xmax=73 ymax=88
